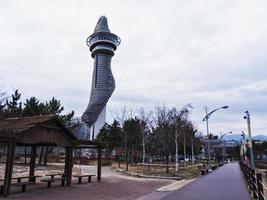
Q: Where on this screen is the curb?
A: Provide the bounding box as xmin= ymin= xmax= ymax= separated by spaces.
xmin=116 ymin=169 xmax=183 ymax=180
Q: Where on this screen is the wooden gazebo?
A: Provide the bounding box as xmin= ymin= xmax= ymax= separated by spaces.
xmin=0 ymin=115 xmax=103 ymax=197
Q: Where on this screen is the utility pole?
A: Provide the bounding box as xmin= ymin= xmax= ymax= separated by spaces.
xmin=191 ymin=137 xmax=194 ymax=166
xmin=244 ymin=111 xmax=255 ymax=169
xmin=204 ymin=107 xmax=211 ymax=169
xmin=191 ymin=129 xmax=197 ymax=166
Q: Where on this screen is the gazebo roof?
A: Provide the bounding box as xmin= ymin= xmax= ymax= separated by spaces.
xmin=0 ymin=115 xmax=77 ymax=146
xmin=0 ymin=115 xmax=54 ymax=132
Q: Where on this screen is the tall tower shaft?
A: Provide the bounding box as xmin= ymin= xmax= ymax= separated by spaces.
xmin=82 ymin=16 xmax=120 ymax=139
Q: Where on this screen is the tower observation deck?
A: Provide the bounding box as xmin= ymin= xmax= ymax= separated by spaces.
xmin=82 ymin=16 xmax=120 ymax=139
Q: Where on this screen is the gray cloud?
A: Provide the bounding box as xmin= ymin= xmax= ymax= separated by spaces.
xmin=1 ymin=0 xmax=267 ymax=135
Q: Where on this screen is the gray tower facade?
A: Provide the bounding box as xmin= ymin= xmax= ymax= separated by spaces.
xmin=82 ymin=16 xmax=120 ymax=139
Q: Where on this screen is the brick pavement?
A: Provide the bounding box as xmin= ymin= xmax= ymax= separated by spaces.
xmin=4 ymin=171 xmax=173 ymax=200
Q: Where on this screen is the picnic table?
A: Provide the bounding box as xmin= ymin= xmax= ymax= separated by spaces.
xmin=40 ymin=173 xmax=66 ymax=188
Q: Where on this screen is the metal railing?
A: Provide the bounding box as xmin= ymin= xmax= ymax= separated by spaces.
xmin=240 ymin=161 xmax=266 ymax=200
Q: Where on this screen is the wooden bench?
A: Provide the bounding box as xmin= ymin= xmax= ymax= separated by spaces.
xmin=45 ymin=173 xmax=65 ymax=180
xmin=0 ymin=175 xmax=42 ymax=194
xmin=11 ymin=182 xmax=35 ymax=192
xmin=199 ymin=168 xmax=209 ymax=175
xmin=73 ymin=175 xmax=96 ymax=184
xmin=40 ymin=177 xmax=66 ymax=188
xmin=12 ymin=175 xmax=42 ymax=183
xmin=0 ymin=184 xmax=3 ymax=195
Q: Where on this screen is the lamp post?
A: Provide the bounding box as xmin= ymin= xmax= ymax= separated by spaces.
xmin=219 ymin=131 xmax=232 ymax=163
xmin=203 ymin=105 xmax=229 ymax=169
xmin=244 ymin=111 xmax=255 ymax=169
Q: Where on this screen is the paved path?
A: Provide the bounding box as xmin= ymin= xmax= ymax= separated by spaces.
xmin=160 ymin=162 xmax=251 ymax=200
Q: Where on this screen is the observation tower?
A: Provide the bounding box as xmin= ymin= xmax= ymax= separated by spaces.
xmin=82 ymin=16 xmax=120 ymax=139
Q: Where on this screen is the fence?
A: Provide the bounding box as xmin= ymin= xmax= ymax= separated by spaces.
xmin=240 ymin=161 xmax=267 ymax=200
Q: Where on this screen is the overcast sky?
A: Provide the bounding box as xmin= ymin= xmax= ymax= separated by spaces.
xmin=1 ymin=0 xmax=267 ymax=136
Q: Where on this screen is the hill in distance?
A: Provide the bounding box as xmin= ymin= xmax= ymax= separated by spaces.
xmin=223 ymin=134 xmax=267 ymax=142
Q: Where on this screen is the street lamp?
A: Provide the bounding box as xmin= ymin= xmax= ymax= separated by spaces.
xmin=219 ymin=131 xmax=232 ymax=163
xmin=202 ymin=105 xmax=229 ymax=169
xmin=243 ymin=111 xmax=255 ymax=169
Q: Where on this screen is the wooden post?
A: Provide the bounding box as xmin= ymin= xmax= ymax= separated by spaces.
xmin=24 ymin=146 xmax=27 ymax=164
xmin=97 ymin=148 xmax=102 ymax=182
xmin=38 ymin=146 xmax=43 ymax=164
xmin=64 ymin=147 xmax=73 ymax=186
xmin=137 ymin=163 xmax=139 ymax=176
xmin=3 ymin=139 xmax=15 ymax=197
xmin=44 ymin=146 xmax=48 ymax=165
xmin=256 ymin=173 xmax=264 ymax=200
xmin=251 ymin=169 xmax=257 ymax=199
xmin=29 ymin=145 xmax=36 ymax=181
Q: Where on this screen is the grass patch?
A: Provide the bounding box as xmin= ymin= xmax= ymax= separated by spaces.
xmin=141 ymin=165 xmax=201 ymax=179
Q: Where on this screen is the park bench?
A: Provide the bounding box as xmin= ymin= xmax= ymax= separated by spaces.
xmin=0 ymin=175 xmax=41 ymax=194
xmin=211 ymin=165 xmax=217 ymax=170
xmin=0 ymin=180 xmax=3 ymax=195
xmin=73 ymin=174 xmax=96 ymax=184
xmin=11 ymin=181 xmax=36 ymax=192
xmin=198 ymin=165 xmax=208 ymax=175
xmin=12 ymin=175 xmax=41 ymax=193
xmin=12 ymin=175 xmax=42 ymax=183
xmin=201 ymin=169 xmax=209 ymax=175
xmin=40 ymin=173 xmax=66 ymax=188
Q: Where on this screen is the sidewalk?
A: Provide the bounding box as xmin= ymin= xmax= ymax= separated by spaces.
xmin=160 ymin=162 xmax=250 ymax=200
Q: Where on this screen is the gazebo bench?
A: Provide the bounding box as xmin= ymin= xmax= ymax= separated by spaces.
xmin=0 ymin=181 xmax=36 ymax=194
xmin=11 ymin=182 xmax=36 ymax=192
xmin=0 ymin=184 xmax=3 ymax=194
xmin=40 ymin=177 xmax=66 ymax=188
xmin=73 ymin=175 xmax=96 ymax=184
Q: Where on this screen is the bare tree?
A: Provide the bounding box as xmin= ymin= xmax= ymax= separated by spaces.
xmin=138 ymin=108 xmax=152 ymax=164
xmin=168 ymin=105 xmax=192 ymax=171
xmin=111 ymin=105 xmax=137 ymax=170
xmin=153 ymin=105 xmax=172 ymax=173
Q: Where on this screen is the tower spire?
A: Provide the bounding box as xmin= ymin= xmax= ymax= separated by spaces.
xmin=94 ymin=16 xmax=110 ymax=33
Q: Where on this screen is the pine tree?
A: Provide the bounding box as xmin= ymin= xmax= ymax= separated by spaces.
xmin=22 ymin=97 xmax=41 ymax=116
xmin=5 ymin=89 xmax=22 ymax=117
